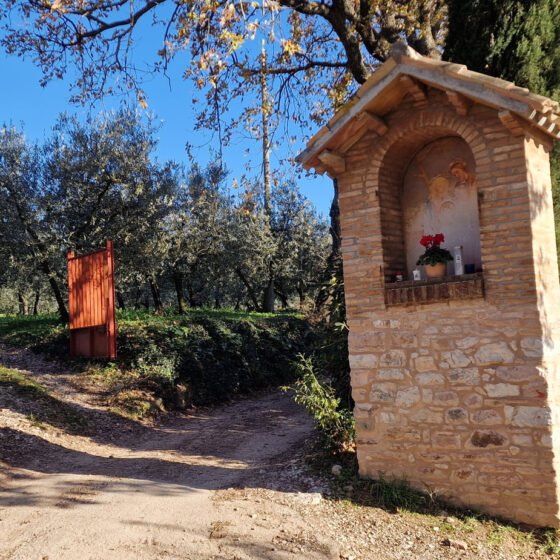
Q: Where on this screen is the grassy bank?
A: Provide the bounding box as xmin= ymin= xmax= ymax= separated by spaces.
xmin=0 ymin=309 xmax=318 ymax=416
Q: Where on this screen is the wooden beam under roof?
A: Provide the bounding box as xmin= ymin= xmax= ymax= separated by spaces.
xmin=499 ymin=110 xmax=526 ymax=136
xmin=399 ymin=75 xmax=427 ymax=102
xmin=338 ymin=112 xmax=388 ymax=154
xmin=317 ymin=150 xmax=346 ymax=176
xmin=446 ymin=91 xmax=472 ymax=115
xmin=360 ymin=111 xmax=388 ymax=135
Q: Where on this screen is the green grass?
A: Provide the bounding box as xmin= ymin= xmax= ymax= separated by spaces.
xmin=534 ymin=528 xmax=560 ymax=556
xmin=0 ymin=313 xmax=66 ymax=347
xmin=0 ymin=365 xmax=90 ymax=432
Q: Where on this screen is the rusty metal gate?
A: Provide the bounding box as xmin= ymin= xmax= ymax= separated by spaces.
xmin=67 ymin=241 xmax=117 ymax=358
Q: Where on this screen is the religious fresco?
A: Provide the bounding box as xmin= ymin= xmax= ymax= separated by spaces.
xmin=402 ymin=136 xmax=482 ymax=276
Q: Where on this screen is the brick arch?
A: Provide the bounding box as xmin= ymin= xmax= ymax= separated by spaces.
xmin=368 ymin=108 xmax=489 ymax=280
xmin=370 ymin=108 xmax=489 ymax=182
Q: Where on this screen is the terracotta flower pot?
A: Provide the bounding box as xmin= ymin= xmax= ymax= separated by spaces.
xmin=425 ymin=262 xmax=447 ymax=278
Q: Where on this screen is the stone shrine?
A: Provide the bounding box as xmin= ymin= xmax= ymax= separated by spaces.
xmin=298 ymin=44 xmax=560 ymax=527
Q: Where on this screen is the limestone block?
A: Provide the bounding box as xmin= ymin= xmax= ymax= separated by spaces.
xmin=474 ymin=343 xmax=514 ymax=365
xmin=464 ymin=393 xmax=483 ymax=408
xmin=349 ymin=331 xmax=386 ymax=351
xmin=349 ymin=353 xmax=378 ymax=369
xmin=421 ymin=389 xmax=433 ymax=404
xmin=380 ymin=350 xmax=407 ymax=367
xmin=470 ymin=430 xmax=508 ymax=448
xmin=378 ymin=368 xmax=408 ymax=380
xmin=471 ymin=409 xmax=502 ymax=425
xmin=395 ymin=386 xmax=421 ymax=407
xmin=415 ymin=356 xmax=436 ymax=372
xmin=520 ymin=337 xmax=543 ymax=358
xmin=432 ymin=338 xmax=455 ymax=350
xmin=370 ymin=383 xmax=397 ymax=402
xmin=379 ymin=411 xmax=399 ymax=423
xmin=441 ymin=350 xmax=472 ymax=368
xmin=448 ymin=368 xmax=480 ymax=385
xmin=386 ymin=426 xmax=421 ymax=442
xmin=417 ymin=373 xmax=445 ymax=385
xmin=391 ymin=331 xmax=417 ymax=347
xmin=456 ymin=336 xmax=479 ymax=349
xmin=357 ymin=419 xmax=374 ymax=431
xmin=434 ymin=391 xmax=460 ymax=406
xmin=354 ymin=403 xmax=374 ymax=418
xmin=446 ymin=408 xmax=468 ymax=422
xmin=451 ymin=467 xmax=476 ymax=482
xmin=505 ymin=406 xmax=552 ymax=427
xmin=521 ymin=379 xmax=547 ymax=398
xmin=351 ymin=371 xmax=370 ymax=387
xmin=484 ymin=383 xmax=521 ymax=398
xmin=496 ymin=365 xmax=539 ymax=382
xmin=512 ymin=434 xmax=532 ymax=446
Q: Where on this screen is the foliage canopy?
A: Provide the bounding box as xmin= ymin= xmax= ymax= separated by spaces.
xmin=0 ymin=1 xmax=447 ymax=132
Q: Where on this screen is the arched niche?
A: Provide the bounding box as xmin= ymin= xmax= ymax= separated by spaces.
xmin=402 ymin=136 xmax=482 ymax=276
xmin=376 ymin=124 xmax=483 ymax=282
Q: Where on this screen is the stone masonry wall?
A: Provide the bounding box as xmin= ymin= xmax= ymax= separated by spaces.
xmin=338 ymin=89 xmax=560 ymax=526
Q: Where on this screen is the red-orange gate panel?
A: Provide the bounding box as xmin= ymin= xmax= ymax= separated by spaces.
xmin=67 ymin=241 xmax=117 ymax=358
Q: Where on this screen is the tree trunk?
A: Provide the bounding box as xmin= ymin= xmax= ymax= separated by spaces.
xmin=173 ymin=270 xmax=188 ymax=314
xmin=186 ymin=280 xmax=197 ymax=308
xmin=274 ymin=287 xmax=289 ymax=309
xmin=116 ymin=290 xmax=126 ymax=310
xmin=315 ymin=178 xmax=343 ymax=313
xmin=4 ymin=189 xmax=68 ymax=321
xmin=260 ymin=40 xmax=272 ymax=218
xmin=39 ymin=262 xmax=69 ymax=322
xmin=149 ymin=275 xmax=164 ymax=314
xmin=33 ymin=290 xmax=40 ymax=315
xmin=262 ymin=276 xmax=275 ymax=313
xmin=133 ymin=285 xmax=142 ymax=309
xmin=49 ymin=276 xmax=69 ymax=322
xmin=329 ymin=177 xmax=342 ymax=260
xmin=18 ymin=292 xmax=29 ymax=315
xmin=235 ymin=268 xmax=262 ymax=311
xmin=296 ymin=282 xmax=305 ymax=309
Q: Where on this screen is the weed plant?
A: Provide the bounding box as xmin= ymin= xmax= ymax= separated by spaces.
xmin=283 ymin=354 xmax=354 ymax=451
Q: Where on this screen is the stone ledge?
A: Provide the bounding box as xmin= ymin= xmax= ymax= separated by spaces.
xmin=385 ymin=273 xmax=484 ymax=306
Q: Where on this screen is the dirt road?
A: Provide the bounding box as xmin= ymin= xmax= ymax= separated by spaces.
xmin=0 ymin=346 xmax=553 ymax=560
xmin=0 ymin=346 xmax=338 ymax=559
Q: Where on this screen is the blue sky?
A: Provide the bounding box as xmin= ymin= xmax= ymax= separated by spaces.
xmin=0 ymin=43 xmax=333 ymax=217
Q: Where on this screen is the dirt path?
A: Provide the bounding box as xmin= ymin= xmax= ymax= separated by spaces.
xmin=0 ymin=346 xmax=552 ymax=560
xmin=0 ymin=346 xmax=335 ymax=560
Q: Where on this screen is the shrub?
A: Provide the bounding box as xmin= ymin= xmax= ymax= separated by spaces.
xmin=0 ymin=310 xmax=318 ymax=412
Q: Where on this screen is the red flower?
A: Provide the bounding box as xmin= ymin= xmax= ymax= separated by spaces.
xmin=419 ymin=233 xmax=445 ymax=248
xmin=420 ymin=235 xmax=432 ymax=248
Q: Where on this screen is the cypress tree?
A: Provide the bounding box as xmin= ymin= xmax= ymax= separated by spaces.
xmin=444 ymin=0 xmax=560 ymax=256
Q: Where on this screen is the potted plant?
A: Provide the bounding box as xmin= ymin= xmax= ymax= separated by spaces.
xmin=416 ymin=233 xmax=452 ymax=278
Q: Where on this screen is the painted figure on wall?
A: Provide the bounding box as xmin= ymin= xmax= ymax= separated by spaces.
xmin=403 ymin=137 xmax=482 ymax=275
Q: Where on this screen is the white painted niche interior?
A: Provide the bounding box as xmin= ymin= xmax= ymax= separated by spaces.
xmin=402 ymin=136 xmax=482 ymax=277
